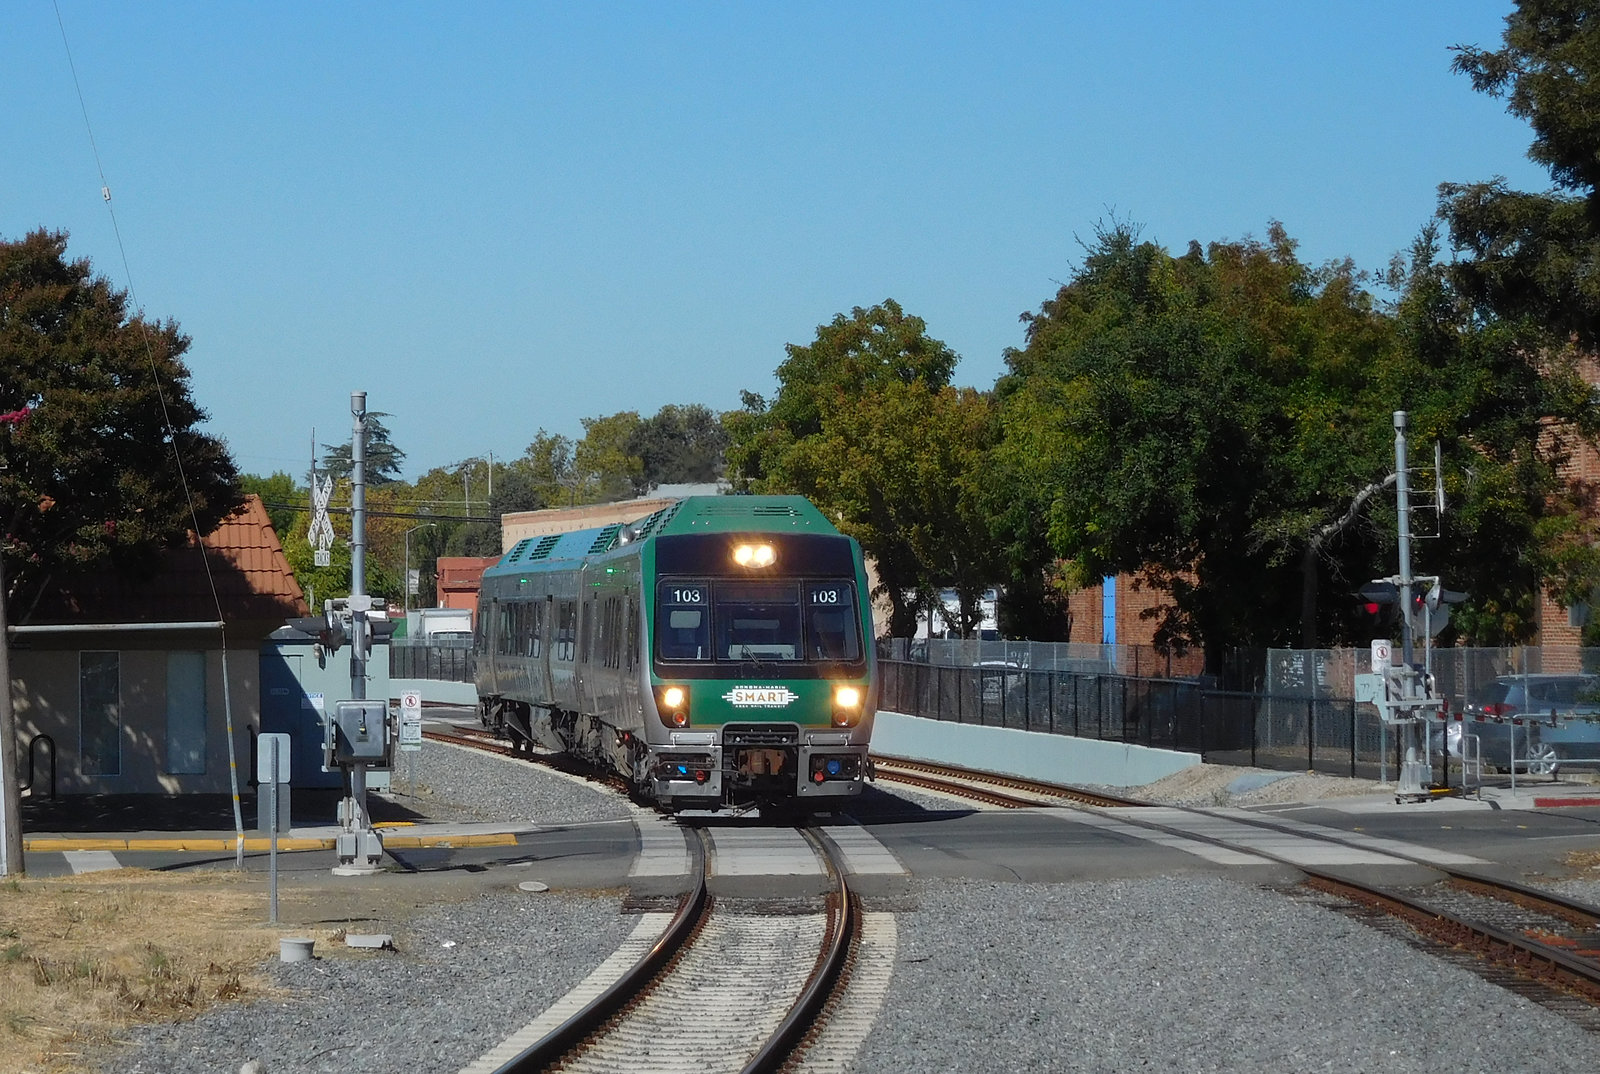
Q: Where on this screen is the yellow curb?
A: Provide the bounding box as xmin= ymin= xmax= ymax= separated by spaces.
xmin=24 ymin=832 xmax=519 ymax=852
xmin=23 ymin=837 xmax=336 ymax=852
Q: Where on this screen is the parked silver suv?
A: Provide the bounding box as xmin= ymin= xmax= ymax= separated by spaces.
xmin=1450 ymin=673 xmax=1600 ymax=773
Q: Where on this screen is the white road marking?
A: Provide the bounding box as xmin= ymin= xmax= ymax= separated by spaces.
xmin=709 ymin=826 xmax=822 ymax=876
xmin=1059 ymin=809 xmax=1273 ymax=865
xmin=822 ymin=822 xmax=907 ymax=875
xmin=629 ymin=810 xmax=691 ymax=877
xmin=1108 ymin=807 xmax=1409 ymax=866
xmin=1194 ymin=807 xmax=1488 ymax=865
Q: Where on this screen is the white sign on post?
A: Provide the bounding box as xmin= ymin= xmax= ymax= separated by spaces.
xmin=399 ymin=690 xmax=423 ymax=751
xmin=257 ymin=732 xmax=292 ymax=784
xmin=1370 ymin=639 xmax=1393 ymax=670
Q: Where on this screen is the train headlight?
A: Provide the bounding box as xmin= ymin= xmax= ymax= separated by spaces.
xmin=732 ymin=543 xmax=776 ymax=568
xmin=832 ymin=684 xmax=863 ymax=727
xmin=655 ymin=685 xmax=690 ymax=728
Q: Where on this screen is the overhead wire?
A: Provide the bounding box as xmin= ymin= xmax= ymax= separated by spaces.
xmin=53 ymin=1 xmax=249 ymax=865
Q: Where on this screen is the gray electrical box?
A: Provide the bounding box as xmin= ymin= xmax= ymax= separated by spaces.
xmin=329 ymin=699 xmax=390 ymax=764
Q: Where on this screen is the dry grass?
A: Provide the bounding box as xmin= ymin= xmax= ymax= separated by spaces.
xmin=0 ymin=869 xmax=336 ymax=1074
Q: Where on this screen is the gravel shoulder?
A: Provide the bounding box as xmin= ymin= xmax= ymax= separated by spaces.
xmin=89 ymin=744 xmax=1600 ymax=1073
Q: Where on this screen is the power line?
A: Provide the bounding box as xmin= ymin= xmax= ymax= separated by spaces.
xmin=262 ymin=502 xmax=497 ymax=525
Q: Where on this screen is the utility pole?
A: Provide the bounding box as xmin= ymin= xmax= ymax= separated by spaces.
xmin=0 ymin=551 xmax=24 ymax=876
xmin=332 ymin=390 xmax=385 ymax=875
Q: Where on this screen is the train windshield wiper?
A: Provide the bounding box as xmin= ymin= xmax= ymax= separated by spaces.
xmin=739 ymin=644 xmax=766 ymax=673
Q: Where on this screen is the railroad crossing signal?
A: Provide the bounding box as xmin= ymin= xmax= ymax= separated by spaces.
xmin=1356 ymin=579 xmax=1465 ymax=639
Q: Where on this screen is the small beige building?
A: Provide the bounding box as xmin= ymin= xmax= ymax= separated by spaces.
xmin=6 ymin=496 xmax=306 ymax=796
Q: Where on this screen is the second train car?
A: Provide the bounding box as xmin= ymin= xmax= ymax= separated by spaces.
xmin=473 ymin=495 xmax=877 ymax=814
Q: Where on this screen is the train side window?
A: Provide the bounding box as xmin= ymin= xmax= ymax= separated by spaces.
xmin=498 ymin=603 xmax=513 ymax=656
xmin=529 ymin=600 xmax=544 ymax=659
xmin=626 ymin=595 xmax=638 ymax=670
xmin=556 ymin=601 xmax=577 ymax=662
xmin=475 ymin=600 xmax=489 ymax=652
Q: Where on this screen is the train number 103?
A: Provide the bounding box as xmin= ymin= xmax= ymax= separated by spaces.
xmin=810 ymin=587 xmax=846 ymax=604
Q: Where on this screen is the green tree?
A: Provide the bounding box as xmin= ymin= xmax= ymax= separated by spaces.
xmin=319 ymin=412 xmax=406 ymax=485
xmin=1442 ymin=1 xmax=1600 ymax=346
xmin=727 ymin=299 xmax=959 ymax=493
xmin=573 ymin=411 xmax=642 ymax=503
xmin=0 ymin=229 xmax=243 ymax=613
xmin=241 ymin=471 xmax=303 ymax=540
xmin=523 ymin=429 xmax=576 ymax=506
xmin=1383 ymin=226 xmax=1600 ymax=644
xmin=992 ymin=222 xmax=1399 ymax=668
xmin=1 ymin=228 xmax=242 ymax=874
xmin=627 ymin=403 xmax=728 ymax=492
xmin=726 ymin=301 xmax=966 ymax=635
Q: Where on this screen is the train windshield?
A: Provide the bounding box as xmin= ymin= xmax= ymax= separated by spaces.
xmin=654 ymin=579 xmax=861 ymax=664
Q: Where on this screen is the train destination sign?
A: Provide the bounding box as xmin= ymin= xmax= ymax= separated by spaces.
xmin=723 ymin=685 xmax=799 ymax=708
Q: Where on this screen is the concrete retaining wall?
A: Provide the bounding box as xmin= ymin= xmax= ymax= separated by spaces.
xmin=389 ymin=678 xmax=478 ymax=707
xmin=379 ymin=685 xmax=1200 ymax=788
xmin=871 ymin=711 xmax=1200 ymax=789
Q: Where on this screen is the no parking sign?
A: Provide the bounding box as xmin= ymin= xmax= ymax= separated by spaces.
xmin=399 ymin=690 xmax=423 ymax=751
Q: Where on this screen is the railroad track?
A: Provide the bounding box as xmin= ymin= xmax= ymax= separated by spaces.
xmin=434 ymin=718 xmax=1600 ymax=1023
xmin=462 ymin=825 xmax=860 ymax=1074
xmin=1087 ymin=799 xmax=1600 ymax=1023
xmin=870 ymin=754 xmax=1147 ymax=808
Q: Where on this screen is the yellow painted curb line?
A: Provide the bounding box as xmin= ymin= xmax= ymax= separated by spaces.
xmin=23 ymin=837 xmax=332 ymax=852
xmin=23 ymin=832 xmax=520 ymax=853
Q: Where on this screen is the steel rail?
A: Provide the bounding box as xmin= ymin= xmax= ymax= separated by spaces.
xmin=484 ymin=829 xmax=710 ymax=1074
xmin=738 ymin=827 xmax=859 ymax=1074
xmin=872 ymin=754 xmax=1149 ymax=808
xmin=1017 ymin=788 xmax=1600 ymax=1007
xmin=1304 ymin=871 xmax=1600 ymax=1006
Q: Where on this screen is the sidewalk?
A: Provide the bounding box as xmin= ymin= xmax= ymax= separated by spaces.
xmin=18 ymin=789 xmax=537 ymax=853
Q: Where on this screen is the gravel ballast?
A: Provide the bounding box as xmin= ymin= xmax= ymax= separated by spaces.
xmin=96 ymin=736 xmax=1600 ymax=1073
xmin=852 ymin=876 xmax=1598 ymax=1074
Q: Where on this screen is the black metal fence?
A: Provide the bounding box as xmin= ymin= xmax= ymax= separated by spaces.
xmin=876 ymin=659 xmax=1401 ymax=780
xmin=390 ymin=642 xmax=475 ymax=683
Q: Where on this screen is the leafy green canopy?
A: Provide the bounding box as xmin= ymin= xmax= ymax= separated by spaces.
xmin=726 ymin=299 xmax=988 ymax=635
xmin=992 ymin=222 xmax=1401 ymax=656
xmin=1 ymin=229 xmax=241 ymax=618
xmin=1443 ymin=0 xmax=1600 ymax=345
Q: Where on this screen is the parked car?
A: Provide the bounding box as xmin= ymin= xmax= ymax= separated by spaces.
xmin=1450 ymin=673 xmax=1600 ymax=773
xmin=976 ymin=659 xmax=1026 ymax=705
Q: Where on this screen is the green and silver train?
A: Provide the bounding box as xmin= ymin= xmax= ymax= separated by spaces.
xmin=473 ymin=495 xmax=877 ymax=814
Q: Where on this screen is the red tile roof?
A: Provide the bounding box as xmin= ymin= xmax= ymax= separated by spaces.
xmin=26 ymin=495 xmax=308 ymax=628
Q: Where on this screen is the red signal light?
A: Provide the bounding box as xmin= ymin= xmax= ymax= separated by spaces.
xmin=1364 ymin=602 xmax=1381 ymax=615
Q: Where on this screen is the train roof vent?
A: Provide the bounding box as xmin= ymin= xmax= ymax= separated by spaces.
xmin=633 ymin=502 xmax=681 ymax=538
xmin=694 ymin=502 xmax=800 ymax=518
xmin=630 ymin=509 xmax=664 ymax=539
xmin=505 ymin=538 xmax=533 ymax=563
xmin=588 ymin=524 xmax=622 ymax=554
xmin=525 ymin=534 xmax=562 ymax=561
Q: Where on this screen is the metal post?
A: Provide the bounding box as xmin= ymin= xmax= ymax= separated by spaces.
xmin=0 ymin=550 xmax=24 ymax=877
xmin=1349 ymin=698 xmax=1357 ymax=778
xmin=1394 ymin=410 xmax=1429 ymax=797
xmin=267 ymin=735 xmax=279 ymax=924
xmin=1307 ymin=698 xmax=1315 ymax=772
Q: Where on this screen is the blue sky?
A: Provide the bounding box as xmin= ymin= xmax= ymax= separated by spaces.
xmin=3 ymin=2 xmax=1553 ymax=482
